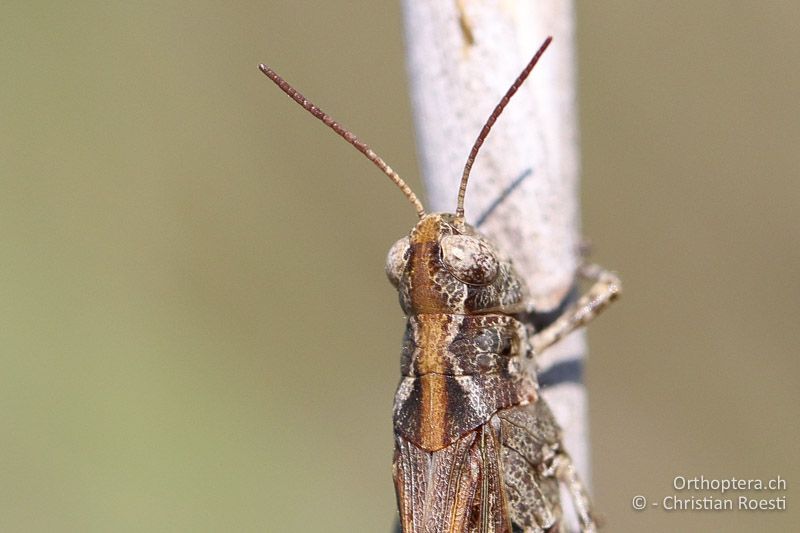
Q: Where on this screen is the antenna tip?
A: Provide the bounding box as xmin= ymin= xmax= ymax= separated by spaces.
xmin=258 ymin=64 xmax=270 ymax=74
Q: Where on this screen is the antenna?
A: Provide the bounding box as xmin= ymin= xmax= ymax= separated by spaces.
xmin=259 ymin=64 xmax=426 ymax=218
xmin=455 ymin=36 xmax=553 ymax=219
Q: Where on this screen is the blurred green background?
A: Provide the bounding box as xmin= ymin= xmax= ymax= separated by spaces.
xmin=2 ymin=1 xmax=797 ymax=531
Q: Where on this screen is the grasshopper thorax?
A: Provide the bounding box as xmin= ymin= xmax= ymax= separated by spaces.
xmin=386 ymin=213 xmax=528 ymax=316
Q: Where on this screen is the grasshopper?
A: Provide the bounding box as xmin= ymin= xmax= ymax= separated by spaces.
xmin=261 ymin=36 xmax=620 ymax=533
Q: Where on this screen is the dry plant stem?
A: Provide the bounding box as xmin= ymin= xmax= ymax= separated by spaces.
xmin=401 ymin=0 xmax=588 ymax=523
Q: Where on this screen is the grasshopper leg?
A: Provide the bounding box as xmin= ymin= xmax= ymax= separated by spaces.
xmin=531 ymin=263 xmax=621 ymax=355
xmin=552 ymin=452 xmax=598 ymax=533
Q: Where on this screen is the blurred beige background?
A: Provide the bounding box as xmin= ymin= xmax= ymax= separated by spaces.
xmin=1 ymin=2 xmax=797 ymax=532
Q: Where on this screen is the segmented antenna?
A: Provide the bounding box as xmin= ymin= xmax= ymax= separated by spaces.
xmin=259 ymin=64 xmax=426 ymax=218
xmin=455 ymin=36 xmax=553 ymax=219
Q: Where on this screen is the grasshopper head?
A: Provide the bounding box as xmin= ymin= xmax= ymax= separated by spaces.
xmin=386 ymin=213 xmax=527 ymax=315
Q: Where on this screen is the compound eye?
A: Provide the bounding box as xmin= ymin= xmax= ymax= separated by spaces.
xmin=440 ymin=235 xmax=499 ymax=285
xmin=385 ymin=236 xmax=411 ymax=287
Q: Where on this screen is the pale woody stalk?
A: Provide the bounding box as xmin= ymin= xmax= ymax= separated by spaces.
xmin=401 ymin=1 xmax=588 ymax=525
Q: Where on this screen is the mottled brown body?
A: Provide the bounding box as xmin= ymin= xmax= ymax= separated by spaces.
xmin=258 ymin=36 xmax=619 ymax=533
xmin=388 ymin=214 xmax=615 ymax=532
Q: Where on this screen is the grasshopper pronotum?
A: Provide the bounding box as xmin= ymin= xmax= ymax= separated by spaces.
xmin=261 ymin=36 xmax=620 ymax=533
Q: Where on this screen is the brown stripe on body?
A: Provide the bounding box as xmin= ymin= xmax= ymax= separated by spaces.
xmin=408 ymin=215 xmax=454 ymax=314
xmin=414 ymin=313 xmax=455 ymax=374
xmin=408 ymin=242 xmax=445 ymax=313
xmin=418 ymin=373 xmax=450 ymax=450
xmin=417 ymin=313 xmax=453 ymax=450
xmin=406 ymin=216 xmax=456 ymax=449
xmin=414 ymin=313 xmax=459 ymax=450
